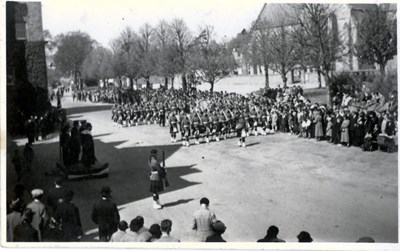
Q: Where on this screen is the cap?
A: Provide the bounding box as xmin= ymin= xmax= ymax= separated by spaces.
xmin=150 ymin=149 xmax=158 ymax=155
xmin=31 ymin=189 xmax=44 ymax=198
xmin=213 ymin=220 xmax=226 ymax=233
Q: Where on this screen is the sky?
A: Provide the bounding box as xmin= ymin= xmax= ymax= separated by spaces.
xmin=41 ymin=0 xmax=267 ymax=48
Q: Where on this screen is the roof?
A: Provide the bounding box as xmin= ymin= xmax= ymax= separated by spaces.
xmin=253 ymin=3 xmax=300 ymax=30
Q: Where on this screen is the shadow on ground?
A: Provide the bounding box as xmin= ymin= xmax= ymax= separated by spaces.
xmin=66 ymin=104 xmax=113 ymax=116
xmin=7 ymin=132 xmax=201 ymax=242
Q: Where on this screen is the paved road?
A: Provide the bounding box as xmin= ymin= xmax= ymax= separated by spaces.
xmin=8 ymin=92 xmax=397 ymax=243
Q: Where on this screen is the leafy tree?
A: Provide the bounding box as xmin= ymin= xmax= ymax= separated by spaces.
xmin=82 ymin=46 xmax=113 ymax=86
xmin=53 ymin=31 xmax=95 ymax=89
xmin=355 ymin=4 xmax=397 ymax=75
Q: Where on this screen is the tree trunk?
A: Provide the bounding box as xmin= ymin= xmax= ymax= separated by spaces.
xmin=171 ymin=76 xmax=175 ymax=89
xmin=323 ymin=73 xmax=332 ymax=106
xmin=317 ymin=69 xmax=322 ymax=89
xmin=129 ymin=77 xmax=134 ymax=90
xmin=379 ymin=64 xmax=386 ymax=75
xmin=73 ymin=70 xmax=78 ymax=90
xmin=264 ymin=62 xmax=269 ymax=90
xmin=146 ymin=77 xmax=151 ymax=89
xmin=181 ymin=74 xmax=187 ymax=92
xmin=164 ymin=77 xmax=168 ymax=89
xmin=210 ymin=81 xmax=214 ymax=93
xmin=282 ymin=74 xmax=287 ymax=88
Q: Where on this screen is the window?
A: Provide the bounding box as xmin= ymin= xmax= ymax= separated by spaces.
xmin=15 ymin=22 xmax=26 ymax=40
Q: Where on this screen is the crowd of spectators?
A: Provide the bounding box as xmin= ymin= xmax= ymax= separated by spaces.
xmin=8 ymin=186 xmax=376 ymax=243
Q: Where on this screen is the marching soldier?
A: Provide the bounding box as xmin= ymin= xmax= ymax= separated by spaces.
xmin=181 ymin=114 xmax=191 ymax=147
xmin=169 ymin=112 xmax=179 ymax=143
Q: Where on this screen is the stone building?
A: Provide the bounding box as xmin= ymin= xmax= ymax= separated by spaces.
xmin=6 ymin=1 xmax=48 ymax=133
xmin=234 ymin=3 xmax=397 ymax=85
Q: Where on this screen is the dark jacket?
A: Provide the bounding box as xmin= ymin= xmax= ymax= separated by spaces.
xmin=13 ymin=220 xmax=39 ymax=242
xmin=257 ymin=236 xmax=285 ymax=242
xmin=54 ymin=201 xmax=82 ymax=241
xmin=46 ymin=187 xmax=65 ymax=213
xmin=205 ymin=233 xmax=226 ymax=242
xmin=91 ymin=198 xmax=120 ymax=233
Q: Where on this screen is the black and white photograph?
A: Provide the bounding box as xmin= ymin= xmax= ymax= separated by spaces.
xmin=2 ymin=0 xmax=399 ymax=249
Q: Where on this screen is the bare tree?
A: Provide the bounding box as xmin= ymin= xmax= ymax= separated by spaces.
xmin=193 ymin=25 xmax=236 ymax=93
xmin=355 ymin=4 xmax=397 ymax=75
xmin=110 ymin=27 xmax=141 ymax=89
xmin=169 ymin=18 xmax=194 ymax=92
xmin=154 ymin=20 xmax=180 ymax=89
xmin=295 ymin=4 xmax=346 ymax=105
xmin=138 ymin=23 xmax=155 ymax=89
xmin=252 ymin=21 xmax=272 ymax=89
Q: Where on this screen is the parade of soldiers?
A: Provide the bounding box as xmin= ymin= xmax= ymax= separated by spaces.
xmin=106 ymin=85 xmax=397 ymax=150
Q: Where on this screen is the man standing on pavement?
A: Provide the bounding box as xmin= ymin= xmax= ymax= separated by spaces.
xmin=91 ymin=186 xmax=120 ymax=241
xmin=26 ymin=189 xmax=49 ymax=241
xmin=13 ymin=208 xmax=39 ymax=242
xmin=149 ymin=149 xmax=167 ymax=210
xmin=46 ymin=178 xmax=65 ymax=214
xmin=192 ymin=197 xmax=217 ymax=242
xmin=53 ymin=190 xmax=82 ymax=241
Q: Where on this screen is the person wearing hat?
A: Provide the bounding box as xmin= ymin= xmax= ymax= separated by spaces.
xmin=297 ymin=231 xmax=313 ymax=242
xmin=110 ymin=221 xmax=128 ymax=242
xmin=314 ymin=110 xmax=324 ymax=140
xmin=69 ymin=121 xmax=81 ymax=164
xmin=23 ymin=142 xmax=34 ymax=173
xmin=91 ymin=186 xmax=120 ymax=241
xmin=149 ymin=149 xmax=167 ymax=209
xmin=193 ymin=197 xmax=217 ymax=242
xmin=46 ymin=177 xmax=65 ymax=214
xmin=340 ymin=114 xmax=350 ymax=147
xmin=257 ymin=225 xmax=285 ymax=242
xmin=13 ymin=208 xmax=39 ymax=242
xmin=81 ymin=123 xmax=97 ymax=167
xmin=60 ymin=123 xmax=71 ymax=166
xmin=7 ymin=199 xmax=24 ymax=241
xmin=154 ymin=219 xmax=180 ymax=242
xmin=26 ymin=189 xmax=49 ymax=241
xmin=53 ymin=190 xmax=82 ymax=241
xmin=205 ymin=220 xmax=227 ymax=242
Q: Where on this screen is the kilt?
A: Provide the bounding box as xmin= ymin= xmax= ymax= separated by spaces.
xmin=150 ymin=179 xmax=164 ymax=193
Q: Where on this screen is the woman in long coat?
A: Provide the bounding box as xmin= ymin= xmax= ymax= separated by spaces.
xmin=314 ymin=110 xmax=324 ymax=140
xmin=81 ymin=123 xmax=96 ymax=167
xmin=325 ymin=114 xmax=333 ymax=142
xmin=340 ymin=115 xmax=350 ymax=146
